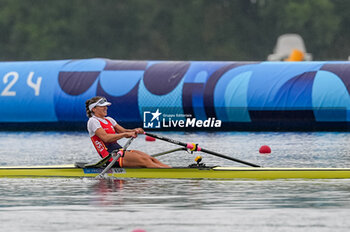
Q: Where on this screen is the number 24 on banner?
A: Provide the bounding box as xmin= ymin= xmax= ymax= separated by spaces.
xmin=1 ymin=71 xmax=42 ymax=96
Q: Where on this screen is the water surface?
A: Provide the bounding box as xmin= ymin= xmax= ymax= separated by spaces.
xmin=0 ymin=131 xmax=349 ymax=231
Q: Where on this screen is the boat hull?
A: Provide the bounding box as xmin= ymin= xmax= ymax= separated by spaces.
xmin=1 ymin=165 xmax=350 ymax=179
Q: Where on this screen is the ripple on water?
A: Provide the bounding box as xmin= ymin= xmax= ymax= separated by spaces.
xmin=0 ymin=131 xmax=350 ymax=231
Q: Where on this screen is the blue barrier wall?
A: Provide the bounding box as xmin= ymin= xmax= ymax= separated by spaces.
xmin=0 ymin=58 xmax=349 ymax=131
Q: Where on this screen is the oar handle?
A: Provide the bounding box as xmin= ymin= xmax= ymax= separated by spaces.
xmin=145 ymin=132 xmax=260 ymax=167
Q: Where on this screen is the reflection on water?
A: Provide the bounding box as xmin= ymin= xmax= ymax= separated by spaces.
xmin=91 ymin=178 xmax=350 ymax=210
xmin=1 ymin=177 xmax=350 ymax=231
xmin=0 ymin=131 xmax=350 ymax=231
xmin=1 ymin=178 xmax=350 ymax=210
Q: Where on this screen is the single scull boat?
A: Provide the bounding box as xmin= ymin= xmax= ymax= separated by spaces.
xmin=1 ymin=132 xmax=348 ymax=180
xmin=1 ymin=165 xmax=350 ymax=179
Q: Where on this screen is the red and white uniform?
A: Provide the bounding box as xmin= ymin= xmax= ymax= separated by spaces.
xmin=87 ymin=115 xmax=123 ymax=167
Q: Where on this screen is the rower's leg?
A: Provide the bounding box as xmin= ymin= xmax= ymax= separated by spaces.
xmin=122 ymin=150 xmax=170 ymax=168
xmin=137 ymin=150 xmax=171 ymax=168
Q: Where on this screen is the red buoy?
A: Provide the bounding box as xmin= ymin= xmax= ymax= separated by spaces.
xmin=259 ymin=145 xmax=271 ymax=154
xmin=145 ymin=136 xmax=156 ymax=142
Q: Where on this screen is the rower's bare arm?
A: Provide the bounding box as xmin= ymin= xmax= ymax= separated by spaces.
xmin=95 ymin=128 xmax=135 ymax=143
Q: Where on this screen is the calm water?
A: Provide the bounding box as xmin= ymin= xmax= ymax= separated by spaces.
xmin=0 ymin=131 xmax=350 ymax=231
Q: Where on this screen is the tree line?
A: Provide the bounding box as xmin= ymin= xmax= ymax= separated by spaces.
xmin=0 ymin=0 xmax=348 ymax=61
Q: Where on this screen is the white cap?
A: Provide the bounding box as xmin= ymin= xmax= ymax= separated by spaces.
xmin=89 ymin=97 xmax=111 ymax=111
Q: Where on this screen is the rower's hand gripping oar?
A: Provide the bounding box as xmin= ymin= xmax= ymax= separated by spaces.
xmin=96 ymin=136 xmax=135 ymax=179
xmin=144 ymin=132 xmax=260 ymax=167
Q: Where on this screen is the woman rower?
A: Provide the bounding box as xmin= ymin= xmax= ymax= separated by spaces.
xmin=85 ymin=96 xmax=170 ymax=168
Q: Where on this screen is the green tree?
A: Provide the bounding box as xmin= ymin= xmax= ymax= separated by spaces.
xmin=0 ymin=0 xmax=348 ymax=61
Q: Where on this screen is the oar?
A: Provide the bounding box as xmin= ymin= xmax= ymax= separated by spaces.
xmin=96 ymin=136 xmax=135 ymax=179
xmin=151 ymin=147 xmax=187 ymax=157
xmin=144 ymin=132 xmax=260 ymax=167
